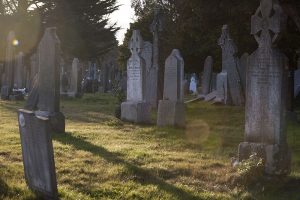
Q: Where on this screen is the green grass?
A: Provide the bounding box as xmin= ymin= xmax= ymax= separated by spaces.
xmin=0 ymin=93 xmax=300 ymax=200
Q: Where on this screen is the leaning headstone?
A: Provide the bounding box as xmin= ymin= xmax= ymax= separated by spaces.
xmin=238 ymin=53 xmax=249 ymax=93
xmin=238 ymin=0 xmax=291 ymax=175
xmin=218 ymin=25 xmax=244 ymax=106
xmin=157 ymin=49 xmax=185 ymax=127
xmin=294 ymin=57 xmax=300 ymax=98
xmin=26 ymin=27 xmax=65 ymax=133
xmin=14 ymin=52 xmax=25 ymax=89
xmin=1 ymin=31 xmax=16 ymax=99
xmin=199 ymin=56 xmax=213 ymax=98
xmin=18 ymin=109 xmax=58 ymax=199
xmin=121 ymin=30 xmax=151 ymax=123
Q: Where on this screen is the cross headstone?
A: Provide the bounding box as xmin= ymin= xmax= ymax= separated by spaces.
xmin=18 ymin=109 xmax=58 ymax=199
xmin=157 ymin=49 xmax=185 ymax=127
xmin=121 ymin=30 xmax=151 ymax=123
xmin=238 ymin=0 xmax=291 ymax=175
xmin=218 ymin=25 xmax=244 ymax=106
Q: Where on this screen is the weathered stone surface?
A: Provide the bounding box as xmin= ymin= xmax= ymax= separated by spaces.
xmin=121 ymin=101 xmax=151 ymax=123
xmin=157 ymin=49 xmax=185 ymax=127
xmin=204 ymin=90 xmax=217 ymax=102
xmin=1 ymin=31 xmax=16 ymax=99
xmin=210 ymin=73 xmax=217 ymax=92
xmin=157 ymin=100 xmax=185 ymax=127
xmin=238 ymin=0 xmax=290 ymax=175
xmin=14 ymin=52 xmax=25 ymax=89
xmin=201 ymin=56 xmax=213 ymax=96
xmin=213 ymin=72 xmax=229 ymax=104
xmin=29 ymin=53 xmax=39 ymax=90
xmin=218 ymin=25 xmax=244 ymax=106
xmin=238 ymin=53 xmax=249 ymax=93
xmin=121 ymin=30 xmax=151 ymax=124
xmin=69 ymin=58 xmax=80 ymax=97
xmin=18 ymin=109 xmax=58 ymax=199
xmin=141 ymin=41 xmax=158 ymax=107
xmin=163 ymin=49 xmax=184 ymax=101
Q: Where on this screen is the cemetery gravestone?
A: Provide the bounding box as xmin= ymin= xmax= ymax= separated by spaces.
xmin=26 ymin=27 xmax=65 ymax=133
xmin=157 ymin=49 xmax=185 ymax=127
xmin=14 ymin=52 xmax=25 ymax=89
xmin=69 ymin=58 xmax=80 ymax=97
xmin=238 ymin=0 xmax=291 ymax=175
xmin=121 ymin=30 xmax=151 ymax=123
xmin=1 ymin=31 xmax=16 ymax=99
xmin=199 ymin=56 xmax=213 ymax=98
xmin=18 ymin=109 xmax=58 ymax=199
xmin=218 ymin=25 xmax=244 ymax=106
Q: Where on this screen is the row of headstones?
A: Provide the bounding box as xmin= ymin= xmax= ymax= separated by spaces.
xmin=120 ymin=30 xmax=186 ymax=127
xmin=122 ymin=0 xmax=292 ymax=177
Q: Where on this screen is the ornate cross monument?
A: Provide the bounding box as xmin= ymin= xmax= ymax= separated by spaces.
xmin=238 ymin=0 xmax=291 ymax=175
xmin=121 ymin=30 xmax=151 ymax=124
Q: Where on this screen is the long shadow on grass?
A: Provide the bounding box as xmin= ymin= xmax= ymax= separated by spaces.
xmin=0 ymin=177 xmax=9 ymax=197
xmin=53 ymin=132 xmax=202 ymax=200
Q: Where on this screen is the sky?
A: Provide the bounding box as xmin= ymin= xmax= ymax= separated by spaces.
xmin=110 ymin=0 xmax=136 ymax=44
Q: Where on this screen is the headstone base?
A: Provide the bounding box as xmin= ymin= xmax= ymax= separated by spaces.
xmin=157 ymin=100 xmax=185 ymax=127
xmin=238 ymin=142 xmax=291 ymax=175
xmin=121 ymin=101 xmax=151 ymax=124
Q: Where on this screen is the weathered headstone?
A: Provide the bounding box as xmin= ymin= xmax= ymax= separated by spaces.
xmin=26 ymin=27 xmax=65 ymax=133
xmin=18 ymin=109 xmax=58 ymax=199
xmin=68 ymin=58 xmax=80 ymax=97
xmin=294 ymin=57 xmax=300 ymax=97
xmin=157 ymin=49 xmax=185 ymax=127
xmin=1 ymin=31 xmax=16 ymax=99
xmin=238 ymin=0 xmax=291 ymax=175
xmin=238 ymin=53 xmax=249 ymax=93
xmin=218 ymin=25 xmax=244 ymax=106
xmin=141 ymin=41 xmax=158 ymax=107
xmin=199 ymin=56 xmax=213 ymax=98
xmin=121 ymin=30 xmax=151 ymax=123
xmin=14 ymin=52 xmax=25 ymax=89
xmin=213 ymin=72 xmax=229 ymax=104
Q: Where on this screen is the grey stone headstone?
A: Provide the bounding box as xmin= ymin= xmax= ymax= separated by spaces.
xmin=238 ymin=53 xmax=249 ymax=93
xmin=157 ymin=49 xmax=185 ymax=127
xmin=14 ymin=52 xmax=25 ymax=89
xmin=163 ymin=49 xmax=184 ymax=102
xmin=121 ymin=30 xmax=151 ymax=124
xmin=37 ymin=28 xmax=61 ymax=114
xmin=201 ymin=56 xmax=213 ymax=95
xmin=214 ymin=72 xmax=229 ymax=104
xmin=218 ymin=25 xmax=244 ymax=106
xmin=1 ymin=31 xmax=16 ymax=99
xmin=18 ymin=109 xmax=58 ymax=199
xmin=210 ymin=73 xmax=217 ymax=91
xmin=127 ymin=30 xmax=145 ymax=102
xmin=141 ymin=41 xmax=157 ymax=107
xmin=69 ymin=58 xmax=80 ymax=96
xmin=238 ymin=0 xmax=290 ymax=175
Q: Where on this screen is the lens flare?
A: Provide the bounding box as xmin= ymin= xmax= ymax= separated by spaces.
xmin=12 ymin=39 xmax=19 ymax=46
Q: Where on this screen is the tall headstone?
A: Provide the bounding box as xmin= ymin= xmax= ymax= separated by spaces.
xmin=199 ymin=56 xmax=213 ymax=98
xmin=18 ymin=109 xmax=58 ymax=199
xmin=150 ymin=6 xmax=163 ymax=105
xmin=26 ymin=27 xmax=65 ymax=133
xmin=14 ymin=52 xmax=25 ymax=89
xmin=238 ymin=53 xmax=249 ymax=94
xmin=121 ymin=30 xmax=151 ymax=123
xmin=69 ymin=58 xmax=80 ymax=97
xmin=157 ymin=49 xmax=185 ymax=127
xmin=218 ymin=25 xmax=244 ymax=106
xmin=238 ymin=0 xmax=291 ymax=175
xmin=141 ymin=41 xmax=157 ymax=107
xmin=1 ymin=31 xmax=16 ymax=99
xmin=294 ymin=57 xmax=300 ymax=97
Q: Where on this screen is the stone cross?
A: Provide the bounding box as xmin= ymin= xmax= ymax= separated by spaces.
xmin=239 ymin=0 xmax=290 ymax=175
xmin=127 ymin=30 xmax=145 ymax=101
xmin=218 ymin=25 xmax=244 ymax=106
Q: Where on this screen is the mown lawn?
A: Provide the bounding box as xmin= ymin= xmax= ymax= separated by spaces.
xmin=0 ymin=94 xmax=300 ymax=200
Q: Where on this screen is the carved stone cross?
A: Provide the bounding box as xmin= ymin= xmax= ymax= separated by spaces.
xmin=251 ymin=0 xmax=286 ymax=48
xmin=129 ymin=30 xmax=143 ymax=55
xmin=150 ymin=6 xmax=163 ymax=33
